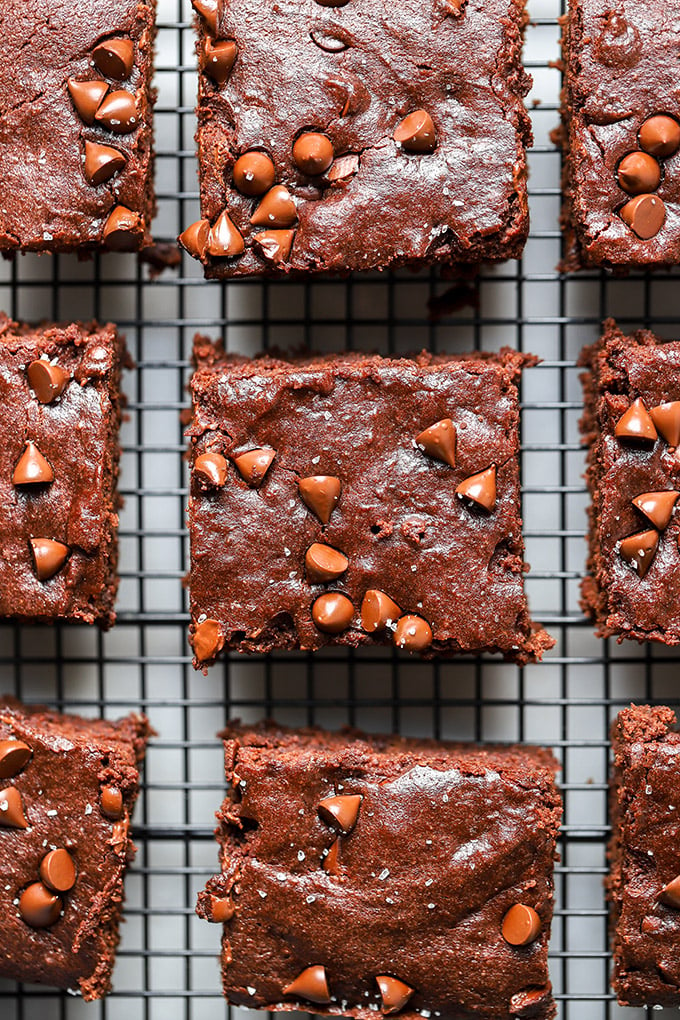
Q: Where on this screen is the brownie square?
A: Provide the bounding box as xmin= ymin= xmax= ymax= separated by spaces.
xmin=187 ymin=340 xmax=552 ymax=664
xmin=197 ymin=722 xmax=562 ymax=1020
xmin=609 ymin=705 xmax=680 ymax=1006
xmin=180 ymin=0 xmax=532 ymax=276
xmin=559 ymin=0 xmax=680 ymax=270
xmin=0 ymin=314 xmax=128 ymax=627
xmin=0 ymin=0 xmax=156 ymax=254
xmin=0 ymin=695 xmax=151 ymax=1000
xmin=580 ymin=319 xmax=680 ymax=644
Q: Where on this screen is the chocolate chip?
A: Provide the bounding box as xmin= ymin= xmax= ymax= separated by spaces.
xmin=298 ymin=475 xmax=341 ymax=523
xmin=101 ymin=786 xmax=124 ymax=819
xmin=203 ymin=39 xmax=238 ymax=84
xmin=376 ymin=975 xmax=415 ymax=1015
xmin=416 ymin=418 xmax=456 ymax=467
xmin=67 ymin=79 xmax=108 ymax=125
xmin=252 ymin=229 xmax=295 ymax=264
xmin=620 ymin=193 xmax=666 ymax=239
xmin=19 ymin=883 xmax=62 ymax=928
xmin=192 ymin=0 xmax=219 ymax=33
xmin=639 ymin=114 xmax=680 ymax=158
xmin=283 ymin=965 xmax=331 ymax=1004
xmin=314 ymin=0 xmax=351 ymax=5
xmin=0 ymin=786 xmax=29 ymax=828
xmin=293 ymin=132 xmax=334 ymax=175
xmin=632 ymin=490 xmax=679 ymax=530
xmin=619 ymin=529 xmax=659 ymax=577
xmin=502 ymin=904 xmax=542 ymax=946
xmin=650 ymin=401 xmax=680 ymax=446
xmin=394 ymin=110 xmax=436 ymax=153
xmin=13 ymin=442 xmax=54 ymax=486
xmin=305 ymin=543 xmax=349 ymax=584
xmin=361 ymin=590 xmax=402 ymax=632
xmin=617 ymin=151 xmax=661 ymax=195
xmin=0 ymin=740 xmax=31 ymax=779
xmin=40 ymin=849 xmax=77 ymax=893
xmin=195 ymin=451 xmax=228 ymax=488
xmin=28 ymin=360 xmax=69 ymax=403
xmin=319 ymin=793 xmax=362 ymax=832
xmin=327 ymin=153 xmax=360 ymax=185
xmin=250 ymin=186 xmax=297 ymax=228
xmin=102 ymin=206 xmax=142 ymax=251
xmin=323 ymin=838 xmax=341 ymax=874
xmin=94 ymin=90 xmax=138 ymax=133
xmin=179 ymin=219 xmax=210 ymax=261
xmin=30 ymin=538 xmax=69 ymax=581
xmin=312 ymin=592 xmax=354 ymax=633
xmin=660 ymin=875 xmax=680 ymax=908
xmin=234 ymin=448 xmax=275 ymax=486
xmin=509 ymin=988 xmax=551 ymax=1017
xmin=93 ymin=39 xmax=135 ymax=80
xmin=209 ymin=895 xmax=235 ymax=921
xmin=207 ymin=211 xmax=245 ymax=258
xmin=84 ymin=141 xmax=127 ymax=186
xmin=393 ymin=614 xmax=433 ymax=652
xmin=234 ymin=152 xmax=276 ymax=196
xmin=615 ymin=397 xmax=658 ymax=442
xmin=193 ymin=618 xmax=225 ymax=662
xmin=456 ymin=466 xmax=497 ymax=512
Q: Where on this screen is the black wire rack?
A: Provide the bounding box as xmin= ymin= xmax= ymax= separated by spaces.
xmin=1 ymin=0 xmax=678 ymax=1016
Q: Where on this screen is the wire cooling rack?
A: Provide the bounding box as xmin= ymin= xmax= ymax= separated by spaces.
xmin=2 ymin=0 xmax=680 ymax=1016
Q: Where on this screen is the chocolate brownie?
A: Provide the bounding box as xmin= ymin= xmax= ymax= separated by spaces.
xmin=0 ymin=0 xmax=156 ymax=254
xmin=559 ymin=0 xmax=680 ymax=270
xmin=0 ymin=695 xmax=151 ymax=1000
xmin=0 ymin=314 xmax=128 ymax=627
xmin=197 ymin=721 xmax=562 ymax=1020
xmin=187 ymin=340 xmax=553 ymax=665
xmin=608 ymin=705 xmax=680 ymax=1006
xmin=179 ymin=0 xmax=532 ymax=277
xmin=580 ymin=320 xmax=680 ymax=644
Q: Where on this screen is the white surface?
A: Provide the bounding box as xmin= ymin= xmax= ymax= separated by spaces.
xmin=1 ymin=0 xmax=678 ymax=1017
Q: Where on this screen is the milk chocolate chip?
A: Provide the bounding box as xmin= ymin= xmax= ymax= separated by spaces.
xmin=502 ymin=904 xmax=542 ymax=946
xmin=376 ymin=976 xmax=415 ymax=1014
xmin=28 ymin=360 xmax=69 ymax=403
xmin=203 ymin=40 xmax=238 ymax=84
xmin=617 ymin=151 xmax=661 ymax=195
xmin=632 ymin=490 xmax=679 ymax=530
xmin=93 ymin=39 xmax=135 ymax=80
xmin=68 ymin=79 xmax=108 ymax=125
xmin=650 ymin=401 xmax=680 ymax=446
xmin=639 ymin=115 xmax=680 ymax=158
xmin=305 ymin=543 xmax=349 ymax=583
xmin=615 ymin=397 xmax=657 ymax=442
xmin=620 ymin=194 xmax=666 ymax=239
xmin=393 ymin=615 xmax=433 ymax=652
xmin=19 ymin=883 xmax=62 ymax=928
xmin=318 ymin=793 xmax=362 ymax=832
xmin=416 ymin=418 xmax=456 ymax=467
xmin=40 ymin=849 xmax=77 ymax=893
xmin=312 ymin=592 xmax=354 ymax=634
xmin=234 ymin=152 xmax=276 ymax=196
xmin=298 ymin=475 xmax=341 ymax=523
xmin=0 ymin=740 xmax=32 ymax=779
xmin=193 ymin=618 xmax=225 ymax=661
xmin=94 ymin=90 xmax=138 ymax=133
xmin=283 ymin=965 xmax=331 ymax=1004
xmin=293 ymin=133 xmax=334 ymax=175
xmin=13 ymin=442 xmax=54 ymax=486
xmin=30 ymin=538 xmax=70 ymax=581
xmin=619 ymin=529 xmax=659 ymax=577
xmin=394 ymin=111 xmax=436 ymax=153
xmin=84 ymin=141 xmax=127 ymax=186
xmin=195 ymin=452 xmax=228 ymax=488
xmin=361 ymin=590 xmax=402 ymax=632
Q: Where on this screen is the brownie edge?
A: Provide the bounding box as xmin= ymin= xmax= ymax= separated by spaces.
xmin=197 ymin=720 xmax=562 ymax=1020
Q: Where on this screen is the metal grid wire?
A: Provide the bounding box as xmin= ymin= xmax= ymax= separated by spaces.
xmin=1 ymin=0 xmax=679 ymax=1016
